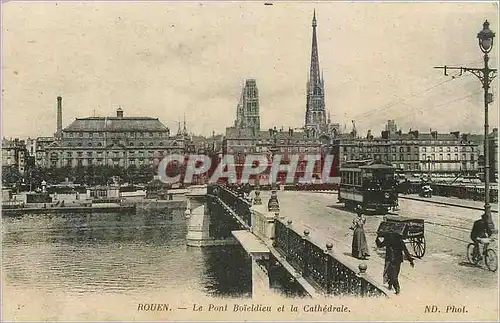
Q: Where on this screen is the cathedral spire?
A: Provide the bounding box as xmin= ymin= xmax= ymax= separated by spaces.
xmin=304 ymin=10 xmax=326 ymax=133
xmin=309 ymin=9 xmax=321 ymax=88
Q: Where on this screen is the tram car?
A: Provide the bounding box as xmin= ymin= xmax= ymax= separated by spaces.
xmin=338 ymin=159 xmax=398 ymax=214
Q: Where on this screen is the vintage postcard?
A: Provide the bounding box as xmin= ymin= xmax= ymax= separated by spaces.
xmin=1 ymin=1 xmax=499 ymax=322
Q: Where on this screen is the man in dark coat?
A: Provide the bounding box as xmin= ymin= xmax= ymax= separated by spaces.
xmin=376 ymin=233 xmax=414 ymax=294
xmin=470 ymin=213 xmax=492 ymax=260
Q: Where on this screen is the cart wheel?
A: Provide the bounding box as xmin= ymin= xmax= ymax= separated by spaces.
xmin=411 ymin=237 xmax=426 ymax=258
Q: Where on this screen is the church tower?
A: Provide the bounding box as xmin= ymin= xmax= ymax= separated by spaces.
xmin=234 ymin=79 xmax=261 ymax=132
xmin=304 ymin=10 xmax=327 ymax=137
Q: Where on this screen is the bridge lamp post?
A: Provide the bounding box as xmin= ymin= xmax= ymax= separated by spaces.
xmin=476 ymin=20 xmax=496 ymax=232
xmin=268 ymin=128 xmax=280 ymax=212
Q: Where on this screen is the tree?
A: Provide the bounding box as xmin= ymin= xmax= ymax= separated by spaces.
xmin=2 ymin=166 xmax=21 ymax=186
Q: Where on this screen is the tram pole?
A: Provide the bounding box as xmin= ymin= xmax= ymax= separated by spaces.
xmin=434 ymin=20 xmax=497 ymax=232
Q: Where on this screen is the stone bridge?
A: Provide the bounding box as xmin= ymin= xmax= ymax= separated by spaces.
xmin=184 ymin=184 xmax=387 ymax=299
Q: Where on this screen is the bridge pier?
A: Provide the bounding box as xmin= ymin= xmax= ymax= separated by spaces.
xmin=232 ymin=230 xmax=272 ymax=298
xmin=251 ymin=256 xmax=271 ymax=297
xmin=185 ymin=186 xmax=237 ymax=247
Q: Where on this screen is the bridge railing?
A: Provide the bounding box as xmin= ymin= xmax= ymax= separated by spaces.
xmin=211 ymin=183 xmax=386 ymax=298
xmin=273 ymin=219 xmax=386 ymax=297
xmin=209 ymin=184 xmax=252 ymax=228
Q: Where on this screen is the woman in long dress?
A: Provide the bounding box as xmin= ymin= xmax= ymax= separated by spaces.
xmin=351 ymin=207 xmax=370 ymax=259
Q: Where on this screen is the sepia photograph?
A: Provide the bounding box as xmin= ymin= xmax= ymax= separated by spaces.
xmin=1 ymin=1 xmax=499 ymax=321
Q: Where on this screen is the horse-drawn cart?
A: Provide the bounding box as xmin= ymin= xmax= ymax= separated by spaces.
xmin=377 ymin=216 xmax=426 ymax=258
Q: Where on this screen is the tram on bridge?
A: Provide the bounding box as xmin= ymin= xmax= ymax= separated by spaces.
xmin=338 ymin=159 xmax=398 ymax=214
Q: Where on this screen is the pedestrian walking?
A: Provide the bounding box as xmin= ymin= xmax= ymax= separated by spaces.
xmin=351 ymin=206 xmax=370 ymax=260
xmin=375 ymin=233 xmax=415 ymax=295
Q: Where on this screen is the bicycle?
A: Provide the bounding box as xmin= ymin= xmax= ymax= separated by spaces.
xmin=467 ymin=237 xmax=498 ymax=272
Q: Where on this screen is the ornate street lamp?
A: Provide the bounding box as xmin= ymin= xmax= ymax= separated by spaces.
xmin=435 ymin=20 xmax=497 ymax=231
xmin=476 ymin=20 xmax=496 ymax=231
xmin=268 ymin=128 xmax=280 ymax=212
xmin=478 ymin=20 xmax=495 ymax=54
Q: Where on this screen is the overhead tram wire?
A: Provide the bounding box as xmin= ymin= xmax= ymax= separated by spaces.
xmin=349 ymin=77 xmax=462 ymax=123
xmin=362 ymin=89 xmax=483 ymax=130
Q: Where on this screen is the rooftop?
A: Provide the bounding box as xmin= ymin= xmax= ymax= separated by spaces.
xmin=64 ymin=117 xmax=170 ymax=132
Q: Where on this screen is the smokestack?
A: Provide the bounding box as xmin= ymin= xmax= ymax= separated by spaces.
xmin=57 ymin=96 xmax=62 ymax=136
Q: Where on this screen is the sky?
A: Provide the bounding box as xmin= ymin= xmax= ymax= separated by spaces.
xmin=1 ymin=1 xmax=499 ymax=139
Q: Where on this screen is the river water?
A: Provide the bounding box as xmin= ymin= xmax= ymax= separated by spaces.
xmin=2 ymin=207 xmax=253 ymax=300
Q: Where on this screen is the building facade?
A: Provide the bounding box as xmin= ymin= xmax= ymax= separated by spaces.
xmin=2 ymin=138 xmax=27 ymax=175
xmin=334 ymin=122 xmax=480 ymax=177
xmin=41 ymin=106 xmax=190 ymax=168
xmin=223 ymin=127 xmax=328 ymax=155
xmin=489 ymin=128 xmax=498 ymax=181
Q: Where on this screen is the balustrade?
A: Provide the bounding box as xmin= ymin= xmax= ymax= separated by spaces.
xmin=273 ymin=219 xmax=386 ymax=297
xmin=213 ymin=184 xmax=386 ymax=298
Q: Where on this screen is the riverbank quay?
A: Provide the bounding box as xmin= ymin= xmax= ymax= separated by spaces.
xmin=2 ymin=203 xmax=137 ymax=216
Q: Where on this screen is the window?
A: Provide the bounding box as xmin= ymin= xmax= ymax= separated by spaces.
xmin=455 ymin=147 xmax=458 ymax=152
xmin=99 ymin=133 xmax=104 ymax=138
xmin=129 ymin=142 xmax=134 ymax=146
xmin=98 ymin=143 xmax=102 ymax=146
xmin=431 ymin=147 xmax=435 ymax=152
xmin=69 ymin=133 xmax=74 ymax=138
xmin=88 ymin=142 xmax=92 ymax=146
xmin=439 ymin=147 xmax=443 ymax=152
xmin=149 ymin=132 xmax=153 ymax=137
xmin=149 ymin=142 xmax=154 ymax=146
xmin=79 ymin=132 xmax=83 ymax=138
xmin=447 ymin=154 xmax=450 ymax=160
xmin=439 ymin=154 xmax=443 ymax=160
xmin=400 ymin=154 xmax=404 ymax=161
xmin=447 ymin=147 xmax=450 ymax=152
xmin=423 ymin=154 xmax=426 ymax=160
xmin=392 ymin=154 xmax=396 ymax=160
xmin=431 ymin=154 xmax=435 ymax=160
xmin=455 ymin=154 xmax=458 ymax=160
xmin=87 ymin=152 xmax=92 ymax=157
xmin=407 ymin=147 xmax=411 ymax=152
xmin=89 ymin=133 xmax=93 ymax=138
xmin=407 ymin=154 xmax=411 ymax=161
xmin=422 ymin=147 xmax=426 ymax=152
xmin=67 ymin=152 xmax=72 ymax=157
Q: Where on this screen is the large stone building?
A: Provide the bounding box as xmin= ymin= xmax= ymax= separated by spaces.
xmin=334 ymin=120 xmax=481 ymax=177
xmin=38 ymin=97 xmax=191 ymax=168
xmin=223 ymin=126 xmax=329 ymax=155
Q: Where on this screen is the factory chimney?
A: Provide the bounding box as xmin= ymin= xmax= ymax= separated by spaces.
xmin=56 ymin=96 xmax=63 ymax=137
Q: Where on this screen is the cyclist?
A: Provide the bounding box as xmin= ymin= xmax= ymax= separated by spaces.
xmin=470 ymin=213 xmax=492 ymax=261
